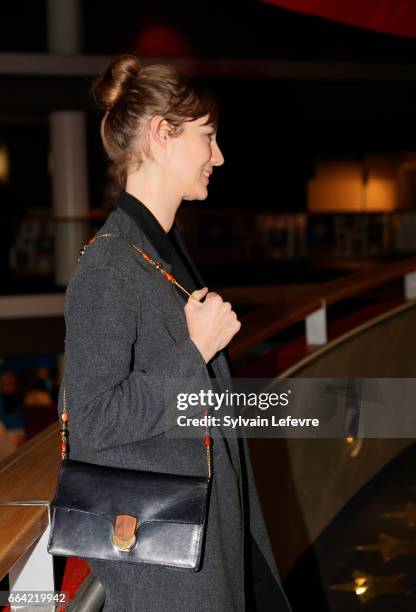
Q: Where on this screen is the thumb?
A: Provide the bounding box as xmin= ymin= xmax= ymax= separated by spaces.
xmin=189 ymin=286 xmax=209 ymax=302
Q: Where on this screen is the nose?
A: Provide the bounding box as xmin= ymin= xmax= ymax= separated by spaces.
xmin=211 ymin=139 xmax=224 ymax=167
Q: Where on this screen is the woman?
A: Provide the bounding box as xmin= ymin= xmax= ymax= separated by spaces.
xmin=61 ymin=54 xmax=291 ymax=611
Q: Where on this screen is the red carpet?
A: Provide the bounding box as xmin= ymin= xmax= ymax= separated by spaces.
xmin=59 ymin=557 xmax=90 ymax=609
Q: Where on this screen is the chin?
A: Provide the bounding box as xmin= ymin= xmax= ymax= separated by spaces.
xmin=183 ymin=189 xmax=209 ymax=202
xmin=195 ymin=193 xmax=209 ymax=201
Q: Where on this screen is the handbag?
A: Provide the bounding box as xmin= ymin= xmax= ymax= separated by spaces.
xmin=47 ymin=233 xmax=213 ymax=571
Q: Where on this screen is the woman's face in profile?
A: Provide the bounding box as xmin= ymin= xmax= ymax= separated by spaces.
xmin=166 ymin=114 xmax=224 ymax=202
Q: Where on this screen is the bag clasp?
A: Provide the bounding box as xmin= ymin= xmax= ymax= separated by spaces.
xmin=112 ymin=514 xmax=138 ymax=551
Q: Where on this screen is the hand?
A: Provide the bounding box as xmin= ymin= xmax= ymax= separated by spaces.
xmin=184 ymin=287 xmax=241 ymax=363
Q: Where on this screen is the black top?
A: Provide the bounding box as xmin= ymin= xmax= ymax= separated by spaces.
xmin=117 ymin=190 xmax=200 ymax=299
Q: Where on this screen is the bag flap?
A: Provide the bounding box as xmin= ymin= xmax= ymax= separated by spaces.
xmin=53 ymin=459 xmax=209 ymax=527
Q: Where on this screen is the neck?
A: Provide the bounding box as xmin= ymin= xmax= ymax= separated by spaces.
xmin=125 ymin=168 xmax=181 ymax=232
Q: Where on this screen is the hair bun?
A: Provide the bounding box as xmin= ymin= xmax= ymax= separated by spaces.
xmin=92 ymin=54 xmax=142 ymax=110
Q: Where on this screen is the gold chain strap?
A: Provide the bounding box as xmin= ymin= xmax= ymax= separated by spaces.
xmin=60 ymin=233 xmax=213 ymax=479
xmin=80 ymin=233 xmax=199 ymax=300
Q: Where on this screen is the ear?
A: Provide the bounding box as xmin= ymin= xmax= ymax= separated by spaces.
xmin=148 ymin=115 xmax=173 ymax=150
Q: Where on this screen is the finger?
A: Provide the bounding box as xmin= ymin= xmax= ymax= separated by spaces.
xmin=189 ymin=287 xmax=209 ymax=302
xmin=205 ymin=292 xmax=221 ymax=301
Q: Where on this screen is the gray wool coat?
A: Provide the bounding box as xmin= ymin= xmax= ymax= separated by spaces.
xmin=60 ymin=206 xmax=291 ymax=612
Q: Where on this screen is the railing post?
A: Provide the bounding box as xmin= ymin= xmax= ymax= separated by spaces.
xmin=404 ymin=271 xmax=416 ymax=300
xmin=305 ymin=302 xmax=328 ymax=346
xmin=8 ymin=516 xmax=55 ymax=612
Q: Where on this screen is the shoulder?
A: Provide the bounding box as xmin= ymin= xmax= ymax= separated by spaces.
xmin=81 ymin=209 xmax=147 ymax=270
xmin=70 ymin=209 xmax=149 ymax=284
xmin=65 ymin=209 xmax=149 ymax=310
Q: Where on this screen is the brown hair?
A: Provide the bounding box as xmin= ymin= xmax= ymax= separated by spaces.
xmin=91 ymin=53 xmax=219 ymax=204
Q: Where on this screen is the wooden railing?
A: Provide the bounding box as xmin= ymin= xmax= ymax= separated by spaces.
xmin=227 ymin=256 xmax=416 ymax=359
xmin=1 ymin=256 xmax=416 ymax=594
xmin=0 ymin=424 xmax=60 ymax=584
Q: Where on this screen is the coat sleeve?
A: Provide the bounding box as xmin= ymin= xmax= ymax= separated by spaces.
xmin=62 ymin=264 xmax=213 ymax=452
